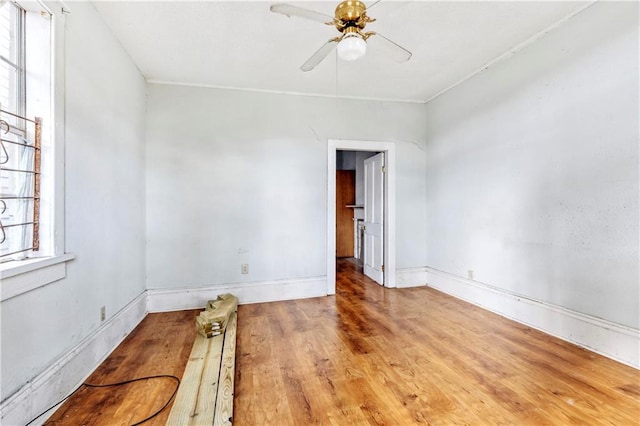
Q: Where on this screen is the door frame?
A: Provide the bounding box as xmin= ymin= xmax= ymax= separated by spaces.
xmin=327 ymin=139 xmax=396 ymax=294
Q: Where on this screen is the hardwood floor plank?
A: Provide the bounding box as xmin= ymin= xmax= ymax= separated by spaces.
xmin=235 ymin=312 xmax=295 ymax=425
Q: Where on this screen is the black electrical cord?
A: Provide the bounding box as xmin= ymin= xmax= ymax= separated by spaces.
xmin=24 ymin=374 xmax=180 ymax=426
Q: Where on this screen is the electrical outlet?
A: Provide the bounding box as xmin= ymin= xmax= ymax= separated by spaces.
xmin=468 ymin=270 xmax=474 ymax=280
xmin=241 ymin=264 xmax=249 ymax=274
xmin=100 ymin=306 xmax=106 ymax=322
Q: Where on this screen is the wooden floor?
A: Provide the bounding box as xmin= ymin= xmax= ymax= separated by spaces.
xmin=46 ymin=259 xmax=639 ymax=425
xmin=45 ymin=309 xmax=200 ymax=425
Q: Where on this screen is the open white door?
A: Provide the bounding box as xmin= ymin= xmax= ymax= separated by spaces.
xmin=363 ymin=152 xmax=384 ymax=285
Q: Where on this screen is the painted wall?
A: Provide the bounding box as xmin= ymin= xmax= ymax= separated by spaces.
xmin=336 ymin=150 xmax=356 ymax=170
xmin=145 ymin=84 xmax=428 ymax=292
xmin=423 ymin=2 xmax=639 ymax=328
xmin=0 ymin=2 xmax=146 ymax=402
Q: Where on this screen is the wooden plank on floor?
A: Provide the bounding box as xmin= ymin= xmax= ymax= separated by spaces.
xmin=213 ymin=311 xmax=237 ymax=426
xmin=197 ymin=294 xmax=239 ymax=338
xmin=167 ymin=332 xmax=224 ymax=425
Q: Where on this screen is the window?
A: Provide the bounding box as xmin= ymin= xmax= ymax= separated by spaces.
xmin=0 ymin=1 xmax=71 ymax=301
xmin=0 ymin=1 xmax=25 ymax=124
xmin=1 ymin=1 xmax=39 ymax=261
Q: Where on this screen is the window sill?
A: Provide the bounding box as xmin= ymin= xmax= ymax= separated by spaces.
xmin=0 ymin=253 xmax=75 ymax=302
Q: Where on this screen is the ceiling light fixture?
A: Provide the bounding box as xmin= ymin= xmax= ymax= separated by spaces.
xmin=270 ymin=0 xmax=412 ymax=71
xmin=336 ymin=27 xmax=367 ymax=61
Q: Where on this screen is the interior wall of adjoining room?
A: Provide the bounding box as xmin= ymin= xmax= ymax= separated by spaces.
xmin=0 ymin=1 xmax=147 ymax=404
xmin=337 ymin=150 xmax=377 ymax=206
xmin=145 ymin=84 xmax=428 ymax=294
xmin=336 ymin=150 xmax=356 ymax=171
xmin=423 ymin=1 xmax=639 ymax=330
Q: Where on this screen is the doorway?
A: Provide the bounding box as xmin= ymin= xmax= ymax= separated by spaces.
xmin=335 ymin=150 xmax=384 ymax=285
xmin=327 ymin=140 xmax=396 ymax=295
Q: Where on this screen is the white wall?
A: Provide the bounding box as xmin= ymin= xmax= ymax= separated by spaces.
xmin=423 ymin=1 xmax=639 ymax=329
xmin=145 ymin=84 xmax=428 ymax=296
xmin=336 ymin=150 xmax=356 ymax=171
xmin=1 ymin=1 xmax=146 ymax=404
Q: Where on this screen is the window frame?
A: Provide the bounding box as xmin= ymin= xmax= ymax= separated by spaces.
xmin=0 ymin=0 xmax=73 ymax=302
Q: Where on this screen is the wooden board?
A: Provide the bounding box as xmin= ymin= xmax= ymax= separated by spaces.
xmin=197 ymin=294 xmax=239 ymax=338
xmin=167 ymin=309 xmax=238 ymax=426
xmin=166 ymin=332 xmax=224 ymax=425
xmin=213 ymin=311 xmax=237 ymax=426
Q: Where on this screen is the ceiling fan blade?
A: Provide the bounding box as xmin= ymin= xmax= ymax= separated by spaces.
xmin=367 ymin=0 xmax=382 ymax=10
xmin=270 ymin=3 xmax=334 ymax=24
xmin=368 ymin=32 xmax=412 ymax=63
xmin=301 ymin=38 xmax=339 ymax=72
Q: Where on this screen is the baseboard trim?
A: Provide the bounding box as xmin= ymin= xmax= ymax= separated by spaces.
xmin=147 ymin=276 xmax=328 ymax=312
xmin=396 ymin=267 xmax=428 ymax=288
xmin=425 ymin=267 xmax=640 ymax=369
xmin=0 ymin=291 xmax=148 ymax=426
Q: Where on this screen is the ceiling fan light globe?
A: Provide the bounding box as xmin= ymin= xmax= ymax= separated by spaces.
xmin=337 ymin=34 xmax=367 ymax=61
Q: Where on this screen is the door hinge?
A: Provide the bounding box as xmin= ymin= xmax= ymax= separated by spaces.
xmin=381 ymin=265 xmax=385 ymax=272
xmin=382 ymin=166 xmax=386 ymax=173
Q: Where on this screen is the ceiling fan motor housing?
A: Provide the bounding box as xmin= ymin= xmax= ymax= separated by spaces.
xmin=335 ymin=0 xmax=368 ymax=30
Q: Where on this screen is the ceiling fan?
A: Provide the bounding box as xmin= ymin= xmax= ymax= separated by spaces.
xmin=270 ymin=0 xmax=412 ymax=71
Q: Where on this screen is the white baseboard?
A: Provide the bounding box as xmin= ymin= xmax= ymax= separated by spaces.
xmin=425 ymin=267 xmax=640 ymax=369
xmin=0 ymin=292 xmax=148 ymax=426
xmin=147 ymin=276 xmax=328 ymax=312
xmin=396 ymin=267 xmax=428 ymax=288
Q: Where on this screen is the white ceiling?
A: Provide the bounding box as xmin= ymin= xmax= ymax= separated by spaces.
xmin=92 ymin=1 xmax=590 ymax=103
